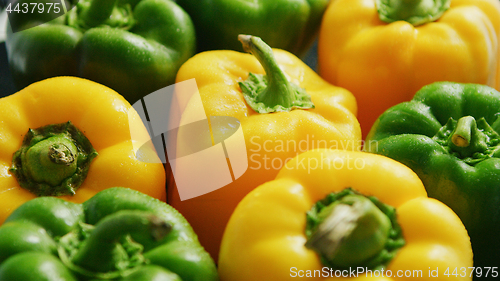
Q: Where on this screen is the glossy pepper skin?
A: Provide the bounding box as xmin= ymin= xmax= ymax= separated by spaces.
xmin=6 ymin=0 xmax=196 ymax=104
xmin=365 ymin=82 xmax=500 ymax=274
xmin=167 ymin=35 xmax=361 ymax=261
xmin=219 ymin=149 xmax=472 ymax=281
xmin=0 ymin=76 xmax=166 ymax=224
xmin=0 ymin=187 xmax=219 ymax=281
xmin=174 ymin=0 xmax=329 ymax=57
xmin=318 ymin=0 xmax=500 ymax=137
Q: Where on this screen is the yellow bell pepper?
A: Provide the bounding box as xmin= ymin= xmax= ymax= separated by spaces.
xmin=167 ymin=35 xmax=361 ymax=260
xmin=318 ymin=0 xmax=500 ymax=137
xmin=219 ymin=149 xmax=473 ymax=281
xmin=0 ymin=77 xmax=166 ymax=224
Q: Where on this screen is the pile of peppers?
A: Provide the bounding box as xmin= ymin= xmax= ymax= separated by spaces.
xmin=0 ymin=77 xmax=218 ymax=280
xmin=1 ymin=0 xmax=500 ymax=280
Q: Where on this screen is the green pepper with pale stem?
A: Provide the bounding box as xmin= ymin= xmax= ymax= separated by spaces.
xmin=365 ymin=82 xmax=500 ymax=272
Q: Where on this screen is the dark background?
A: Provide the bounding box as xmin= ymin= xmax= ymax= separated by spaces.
xmin=0 ymin=42 xmax=16 ymax=97
xmin=1 ymin=2 xmax=16 ymax=97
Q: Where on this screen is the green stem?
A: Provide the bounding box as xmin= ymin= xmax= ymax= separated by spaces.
xmin=433 ymin=117 xmax=500 ymax=165
xmin=78 ymin=0 xmax=119 ymax=27
xmin=448 ymin=116 xmax=489 ymax=158
xmin=24 ymin=134 xmax=78 ymax=186
xmin=451 ymin=116 xmax=475 ymax=147
xmin=239 ymin=34 xmax=291 ymax=104
xmin=238 ymin=35 xmax=314 ymax=113
xmin=305 ymin=188 xmax=404 ymax=269
xmin=10 ymin=121 xmax=98 ymax=197
xmin=70 ymin=210 xmax=172 ymax=274
xmin=306 ymin=195 xmax=391 ymax=267
xmin=376 ymin=0 xmax=451 ymax=26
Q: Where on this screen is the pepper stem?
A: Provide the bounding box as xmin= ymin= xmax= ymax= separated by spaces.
xmin=451 ymin=116 xmax=475 ymax=147
xmin=68 ymin=210 xmax=172 ymax=274
xmin=10 ymin=121 xmax=98 ymax=197
xmin=78 ymin=0 xmax=118 ymax=27
xmin=24 ymin=134 xmax=78 ymax=187
xmin=376 ymin=0 xmax=451 ymax=26
xmin=448 ymin=116 xmax=489 ymax=158
xmin=238 ymin=35 xmax=314 ymax=113
xmin=432 ymin=116 xmax=500 ymax=165
xmin=70 ymin=0 xmax=135 ymax=30
xmin=306 ymin=195 xmax=391 ymax=267
xmin=306 ymin=188 xmax=404 ymax=269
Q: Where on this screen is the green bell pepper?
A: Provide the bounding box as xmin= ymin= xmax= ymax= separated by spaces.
xmin=6 ymin=0 xmax=196 ymax=104
xmin=364 ymin=82 xmax=500 ymax=272
xmin=0 ymin=187 xmax=219 ymax=281
xmin=174 ymin=0 xmax=328 ymax=57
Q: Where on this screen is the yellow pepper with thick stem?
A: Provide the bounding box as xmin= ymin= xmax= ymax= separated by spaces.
xmin=168 ymin=35 xmax=361 ymax=261
xmin=0 ymin=77 xmax=166 ymax=224
xmin=219 ymin=149 xmax=473 ymax=281
xmin=318 ymin=0 xmax=500 ymax=137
